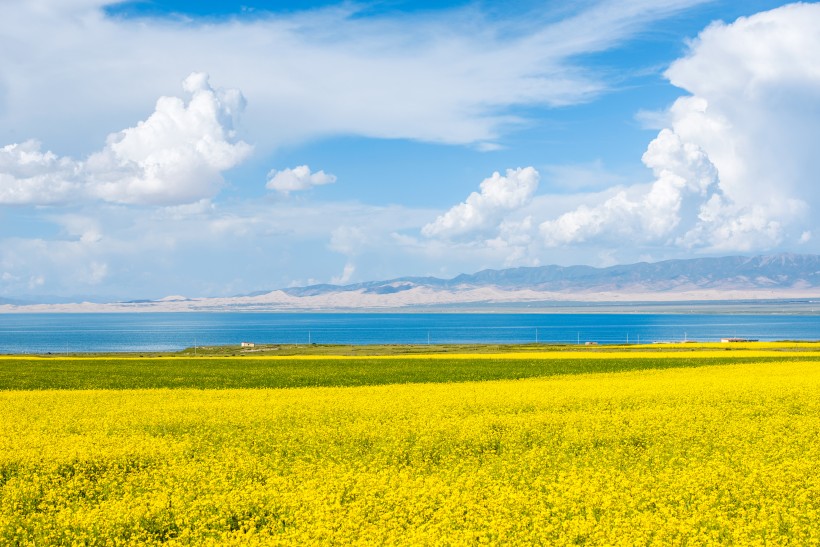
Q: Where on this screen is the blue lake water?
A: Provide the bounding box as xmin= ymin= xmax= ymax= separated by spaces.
xmin=0 ymin=312 xmax=818 ymax=353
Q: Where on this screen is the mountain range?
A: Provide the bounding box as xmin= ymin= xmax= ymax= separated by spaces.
xmin=3 ymin=253 xmax=820 ymax=312
xmin=279 ymin=253 xmax=820 ymax=297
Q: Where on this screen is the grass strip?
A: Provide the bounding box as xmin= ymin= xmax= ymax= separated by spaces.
xmin=1 ymin=351 xmax=819 ymax=390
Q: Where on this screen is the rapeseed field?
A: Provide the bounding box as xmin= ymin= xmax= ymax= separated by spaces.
xmin=1 ymin=350 xmax=819 ymax=544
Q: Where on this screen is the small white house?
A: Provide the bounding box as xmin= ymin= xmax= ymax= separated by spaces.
xmin=240 ymin=342 xmax=255 ymax=348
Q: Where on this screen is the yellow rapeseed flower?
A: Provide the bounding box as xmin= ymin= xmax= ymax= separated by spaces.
xmin=0 ymin=359 xmax=819 ymax=544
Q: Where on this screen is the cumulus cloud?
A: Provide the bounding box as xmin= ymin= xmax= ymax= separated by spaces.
xmin=266 ymin=165 xmax=336 ymax=195
xmin=420 ymin=167 xmax=544 ymax=267
xmin=0 ymin=141 xmax=81 ymax=204
xmin=0 ymin=73 xmax=251 ymax=206
xmin=661 ymin=3 xmax=820 ymax=250
xmin=541 ymin=129 xmax=718 ymax=245
xmin=485 ymin=217 xmax=540 ymax=267
xmin=87 ymin=73 xmax=252 ymax=205
xmin=423 ymin=167 xmax=539 ymax=239
xmin=541 ymin=3 xmax=820 ymax=253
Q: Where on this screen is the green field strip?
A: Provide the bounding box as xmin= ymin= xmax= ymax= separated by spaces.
xmin=1 ymin=352 xmax=818 ymax=390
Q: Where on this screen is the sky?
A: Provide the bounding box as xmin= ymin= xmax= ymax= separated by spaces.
xmin=1 ymin=0 xmax=819 ymax=301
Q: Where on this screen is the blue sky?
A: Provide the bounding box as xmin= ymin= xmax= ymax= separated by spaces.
xmin=0 ymin=0 xmax=818 ymax=300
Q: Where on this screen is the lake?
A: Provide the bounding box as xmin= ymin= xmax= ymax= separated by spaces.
xmin=0 ymin=312 xmax=818 ymax=353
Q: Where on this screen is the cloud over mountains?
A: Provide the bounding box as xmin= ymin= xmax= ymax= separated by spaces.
xmin=423 ymin=167 xmax=539 ymax=239
xmin=0 ymin=2 xmax=818 ymax=300
xmin=428 ymin=3 xmax=820 ymax=266
xmin=541 ymin=3 xmax=819 ymax=253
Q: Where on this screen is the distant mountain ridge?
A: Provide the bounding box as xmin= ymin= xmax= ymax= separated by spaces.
xmin=3 ymin=253 xmax=819 ymax=312
xmin=280 ymin=253 xmax=820 ymax=297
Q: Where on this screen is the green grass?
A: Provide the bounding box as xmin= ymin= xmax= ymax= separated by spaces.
xmin=174 ymin=342 xmax=820 ymax=357
xmin=1 ymin=353 xmax=818 ymax=390
xmin=176 ymin=342 xmax=595 ymax=357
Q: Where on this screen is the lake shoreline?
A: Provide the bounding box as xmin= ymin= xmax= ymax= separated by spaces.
xmin=2 ymin=297 xmax=820 ymax=315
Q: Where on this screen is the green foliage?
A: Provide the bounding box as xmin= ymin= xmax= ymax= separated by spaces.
xmin=1 ymin=353 xmax=817 ymax=391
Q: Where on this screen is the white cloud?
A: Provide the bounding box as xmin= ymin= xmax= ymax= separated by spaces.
xmin=0 ymin=73 xmax=251 ymax=206
xmin=423 ymin=167 xmax=539 ymax=239
xmin=7 ymin=2 xmax=820 ymax=299
xmin=51 ymin=214 xmax=104 ymax=244
xmin=266 ymin=165 xmax=336 ymax=194
xmin=87 ymin=72 xmax=252 ymax=205
xmin=331 ymin=262 xmax=356 ymax=285
xmin=485 ymin=217 xmax=540 ymax=267
xmin=676 ymin=196 xmax=787 ymax=252
xmin=0 ymin=0 xmax=709 ymax=154
xmin=0 ymin=236 xmax=110 ymax=295
xmin=661 ymin=3 xmax=820 ymax=250
xmin=418 ymin=167 xmax=543 ymax=268
xmin=539 ymin=127 xmax=719 ymax=246
xmin=160 ymin=199 xmax=216 ymax=221
xmin=328 ymin=225 xmax=367 ymax=256
xmin=540 ymin=3 xmax=820 ymax=253
xmin=0 ymin=198 xmax=437 ymax=299
xmin=0 ymin=141 xmax=81 ymax=204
